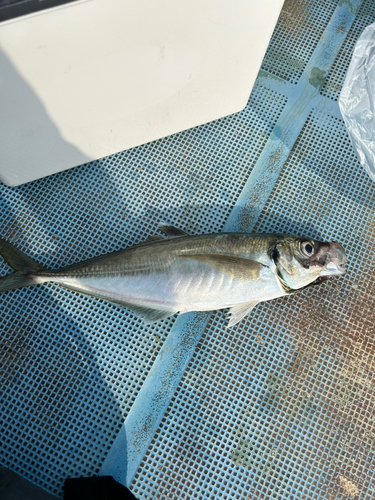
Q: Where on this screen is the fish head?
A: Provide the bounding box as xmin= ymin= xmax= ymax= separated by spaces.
xmin=274 ymin=236 xmax=347 ymax=290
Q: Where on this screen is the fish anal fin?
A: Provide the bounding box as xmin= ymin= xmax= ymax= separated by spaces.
xmin=125 ymin=303 xmax=176 ymax=324
xmin=183 ymin=254 xmax=267 ymax=281
xmin=59 ymin=282 xmax=176 ymax=323
xmin=227 ymin=300 xmax=259 ymax=328
xmin=158 ymin=223 xmax=190 ymax=238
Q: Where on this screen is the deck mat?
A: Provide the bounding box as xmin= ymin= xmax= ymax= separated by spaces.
xmin=1 ymin=0 xmax=375 ymax=499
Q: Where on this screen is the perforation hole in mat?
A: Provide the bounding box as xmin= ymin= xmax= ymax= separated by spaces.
xmin=321 ymin=0 xmax=375 ymax=101
xmin=130 ymin=108 xmax=375 ymax=499
xmin=0 ymin=81 xmax=287 ymax=497
xmin=261 ymin=0 xmax=338 ymax=84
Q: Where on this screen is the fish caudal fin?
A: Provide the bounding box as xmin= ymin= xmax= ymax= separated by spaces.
xmin=0 ymin=237 xmax=45 ymax=293
xmin=0 ymin=237 xmax=44 ymax=273
xmin=0 ymin=272 xmax=37 ymax=292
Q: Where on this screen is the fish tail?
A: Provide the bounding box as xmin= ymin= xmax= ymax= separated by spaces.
xmin=0 ymin=272 xmax=37 ymax=292
xmin=0 ymin=236 xmax=45 ymax=292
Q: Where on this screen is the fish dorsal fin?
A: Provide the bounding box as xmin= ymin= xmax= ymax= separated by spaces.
xmin=158 ymin=223 xmax=190 ymax=238
xmin=227 ymin=300 xmax=259 ymax=328
xmin=144 ymin=234 xmax=165 ymax=243
xmin=183 ymin=254 xmax=267 ymax=281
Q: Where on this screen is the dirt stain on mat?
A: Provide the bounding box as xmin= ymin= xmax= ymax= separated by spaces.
xmin=338 ymin=476 xmax=359 ymax=497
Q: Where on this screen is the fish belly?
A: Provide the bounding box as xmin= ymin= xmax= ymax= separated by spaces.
xmin=50 ymin=258 xmax=284 ymax=313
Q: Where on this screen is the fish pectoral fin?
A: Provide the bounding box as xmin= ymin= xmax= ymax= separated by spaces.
xmin=183 ymin=254 xmax=267 ymax=281
xmin=227 ymin=300 xmax=259 ymax=328
xmin=158 ymin=222 xmax=190 ymax=238
xmin=121 ymin=302 xmax=176 ymax=324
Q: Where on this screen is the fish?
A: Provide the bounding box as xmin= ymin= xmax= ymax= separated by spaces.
xmin=0 ymin=224 xmax=347 ymax=327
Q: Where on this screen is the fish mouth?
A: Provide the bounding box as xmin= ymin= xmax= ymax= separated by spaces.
xmin=319 ymin=241 xmax=347 ymax=278
xmin=321 ymin=261 xmax=347 ymax=276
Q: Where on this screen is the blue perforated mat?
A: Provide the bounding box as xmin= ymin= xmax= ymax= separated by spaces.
xmin=1 ymin=0 xmax=375 ymax=499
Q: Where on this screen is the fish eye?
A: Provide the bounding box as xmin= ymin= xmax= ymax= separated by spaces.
xmin=301 ymin=241 xmax=314 ymax=257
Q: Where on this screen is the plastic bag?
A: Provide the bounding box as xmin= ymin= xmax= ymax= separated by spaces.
xmin=339 ymin=23 xmax=375 ymax=182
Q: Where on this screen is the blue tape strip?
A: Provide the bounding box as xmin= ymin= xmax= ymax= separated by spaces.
xmin=227 ymin=0 xmax=362 ymax=233
xmin=100 ymin=311 xmax=210 ymax=484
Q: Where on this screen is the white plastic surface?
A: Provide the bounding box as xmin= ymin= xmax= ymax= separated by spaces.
xmin=0 ymin=0 xmax=284 ymax=186
xmin=339 ymin=22 xmax=375 ymax=182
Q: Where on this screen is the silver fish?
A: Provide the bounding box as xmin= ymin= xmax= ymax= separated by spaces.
xmin=0 ymin=224 xmax=347 ymax=327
